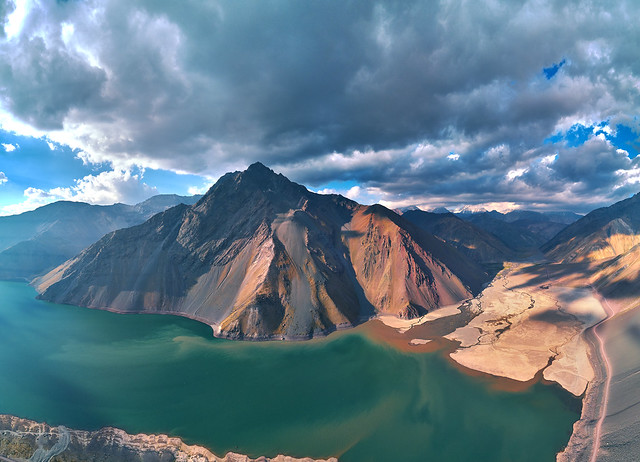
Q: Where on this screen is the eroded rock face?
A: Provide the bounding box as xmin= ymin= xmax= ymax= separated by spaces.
xmin=36 ymin=163 xmax=487 ymax=340
xmin=0 ymin=414 xmax=337 ymax=462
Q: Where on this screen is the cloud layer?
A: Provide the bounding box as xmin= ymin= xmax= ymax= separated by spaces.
xmin=0 ymin=0 xmax=639 ymax=212
xmin=0 ymin=169 xmax=156 ymax=216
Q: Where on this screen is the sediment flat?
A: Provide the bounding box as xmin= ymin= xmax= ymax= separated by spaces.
xmin=444 ymin=262 xmax=606 ymax=396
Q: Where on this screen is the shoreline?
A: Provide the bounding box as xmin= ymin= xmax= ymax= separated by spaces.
xmin=33 ymin=289 xmax=377 ymax=343
xmin=0 ymin=414 xmax=337 ymax=462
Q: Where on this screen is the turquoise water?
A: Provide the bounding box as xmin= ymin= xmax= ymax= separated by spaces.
xmin=0 ymin=281 xmax=578 ymax=461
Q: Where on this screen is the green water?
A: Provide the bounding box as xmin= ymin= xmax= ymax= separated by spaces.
xmin=0 ymin=281 xmax=578 ymax=461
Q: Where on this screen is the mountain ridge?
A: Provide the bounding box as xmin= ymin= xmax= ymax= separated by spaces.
xmin=0 ymin=194 xmax=201 ymax=280
xmin=36 ymin=163 xmax=487 ymax=340
xmin=543 ymin=192 xmax=640 ymax=262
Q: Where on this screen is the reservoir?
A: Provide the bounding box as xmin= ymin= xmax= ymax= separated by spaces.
xmin=0 ymin=281 xmax=578 ymax=461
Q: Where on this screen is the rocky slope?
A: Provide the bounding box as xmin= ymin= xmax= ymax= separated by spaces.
xmin=591 ymin=243 xmax=640 ymax=298
xmin=543 ymin=192 xmax=640 ymax=262
xmin=0 ymin=414 xmax=336 ymax=462
xmin=36 ymin=163 xmax=486 ymax=340
xmin=402 ymin=209 xmax=515 ymax=264
xmin=0 ymin=195 xmax=200 ymax=280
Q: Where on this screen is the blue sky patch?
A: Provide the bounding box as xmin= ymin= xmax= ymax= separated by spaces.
xmin=543 ymin=59 xmax=566 ymax=80
xmin=599 ymin=124 xmax=639 ymax=159
xmin=0 ymin=130 xmax=110 ymax=207
xmin=544 ymin=132 xmax=564 ymax=144
xmin=565 ymin=123 xmax=592 ymax=147
xmin=544 ymin=121 xmax=639 ymax=158
xmin=315 ymin=179 xmax=360 ymax=192
xmin=143 ymin=169 xmax=211 ymax=196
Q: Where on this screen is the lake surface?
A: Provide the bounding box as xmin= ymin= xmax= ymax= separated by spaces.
xmin=0 ymin=281 xmax=579 ymax=461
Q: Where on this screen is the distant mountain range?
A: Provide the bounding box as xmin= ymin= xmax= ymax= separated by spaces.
xmin=0 ymin=194 xmax=201 ymax=280
xmin=402 ymin=210 xmax=515 ymax=264
xmin=455 ymin=210 xmax=582 ymax=252
xmin=35 ymin=163 xmax=486 ymax=340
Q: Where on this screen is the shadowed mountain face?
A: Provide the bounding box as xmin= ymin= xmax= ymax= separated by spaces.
xmin=543 ymin=193 xmax=640 ymax=263
xmin=455 ymin=210 xmax=580 ymax=253
xmin=592 ymin=243 xmax=640 ymax=298
xmin=0 ymin=195 xmax=201 ymax=281
xmin=402 ymin=210 xmax=515 ymax=264
xmin=36 ymin=163 xmax=487 ymax=340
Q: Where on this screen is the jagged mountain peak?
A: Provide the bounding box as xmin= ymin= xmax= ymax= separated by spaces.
xmin=195 ymin=163 xmax=309 ymax=214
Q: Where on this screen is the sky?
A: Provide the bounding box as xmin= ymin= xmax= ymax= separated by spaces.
xmin=0 ymin=0 xmax=639 ymax=215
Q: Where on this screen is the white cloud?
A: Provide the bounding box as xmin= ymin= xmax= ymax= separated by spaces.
xmin=0 ymin=187 xmax=56 ymax=216
xmin=447 ymin=153 xmax=460 ymax=161
xmin=0 ymin=169 xmax=157 ymax=216
xmin=50 ymin=169 xmax=157 ymax=205
xmin=614 ymin=167 xmax=640 ymax=188
xmin=315 ymin=187 xmax=338 ymax=195
xmin=506 ymin=168 xmax=528 ymax=181
xmin=187 ymin=182 xmax=214 ymax=195
xmin=0 ymin=172 xmax=7 ymax=184
xmin=4 ymin=0 xmax=30 ymax=40
xmin=452 ymin=202 xmax=520 ymax=213
xmin=1 ymin=143 xmax=17 ymax=152
xmin=345 ymin=185 xmax=361 ymax=200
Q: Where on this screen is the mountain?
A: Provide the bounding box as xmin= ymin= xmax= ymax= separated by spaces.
xmin=542 ymin=193 xmax=640 ymax=262
xmin=0 ymin=194 xmax=201 ymax=280
xmin=36 ymin=163 xmax=487 ymax=340
xmin=592 ymin=243 xmax=640 ymax=298
xmin=455 ymin=210 xmax=580 ymax=252
xmin=456 ymin=211 xmax=544 ymax=252
xmin=402 ymin=210 xmax=515 ymax=264
xmin=500 ymin=210 xmax=582 ymax=225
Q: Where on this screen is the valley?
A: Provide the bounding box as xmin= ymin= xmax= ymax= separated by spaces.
xmin=1 ymin=164 xmax=640 ymax=461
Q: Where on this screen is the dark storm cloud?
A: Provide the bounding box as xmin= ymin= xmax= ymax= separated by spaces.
xmin=0 ymin=35 xmax=106 ymax=129
xmin=0 ymin=0 xmax=639 ymax=211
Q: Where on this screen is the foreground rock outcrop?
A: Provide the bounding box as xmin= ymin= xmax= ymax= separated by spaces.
xmin=0 ymin=415 xmax=336 ymax=462
xmin=36 ymin=163 xmax=486 ymax=340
